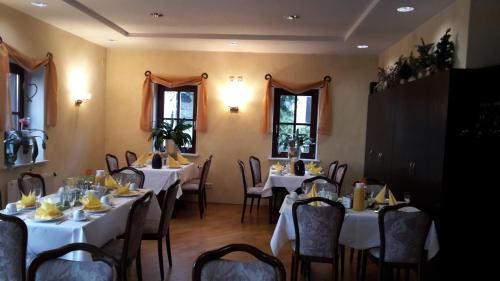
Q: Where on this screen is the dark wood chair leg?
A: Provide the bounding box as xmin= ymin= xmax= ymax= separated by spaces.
xmin=334 ymin=253 xmax=339 ymax=281
xmin=340 ymin=245 xmax=345 ymax=278
xmin=268 ymin=197 xmax=273 ymax=224
xmin=291 ymin=252 xmax=298 ymax=281
xmin=257 ymin=197 xmax=261 ymax=210
xmin=378 ymin=261 xmax=384 ymax=281
xmin=249 ymin=197 xmax=255 ymax=213
xmin=357 ymin=249 xmax=362 ymax=280
xmin=360 ymin=250 xmax=367 ymax=281
xmin=198 ymin=192 xmax=204 ymax=219
xmin=203 ymin=188 xmax=207 ymax=209
xmin=121 ymin=266 xmax=127 ymax=281
xmin=136 ymin=249 xmax=143 ymax=281
xmin=158 ymin=237 xmax=164 ymax=280
xmin=241 ymin=196 xmax=247 ymax=223
xmin=166 ymin=229 xmax=172 ymax=267
xmin=350 ymin=248 xmax=355 ymax=262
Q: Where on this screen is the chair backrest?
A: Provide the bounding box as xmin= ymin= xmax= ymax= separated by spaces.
xmin=301 ymin=176 xmax=339 ymax=196
xmin=158 ymin=180 xmax=180 ymax=237
xmin=237 ymin=160 xmax=248 ymax=194
xmin=110 ymin=167 xmax=145 ymax=189
xmin=249 ymin=156 xmax=262 ymax=187
xmin=327 ymin=161 xmax=339 ymax=180
xmin=27 ymin=243 xmax=117 ymax=281
xmin=292 ymin=198 xmax=345 ymax=259
xmin=379 ymin=204 xmax=432 ymax=264
xmin=198 ymin=158 xmax=211 ymax=190
xmin=0 ymin=213 xmax=28 ymax=281
xmin=18 ymin=172 xmax=46 ymax=197
xmin=105 ymin=154 xmax=119 ymax=173
xmin=121 ymin=191 xmax=153 ymax=265
xmin=192 ymin=244 xmax=286 ymax=281
xmin=125 ymin=151 xmax=138 ymax=167
xmin=333 ymin=164 xmax=348 ymax=193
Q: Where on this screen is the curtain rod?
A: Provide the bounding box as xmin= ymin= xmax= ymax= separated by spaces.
xmin=265 ymin=73 xmax=332 ymax=82
xmin=144 ymin=70 xmax=208 ymax=79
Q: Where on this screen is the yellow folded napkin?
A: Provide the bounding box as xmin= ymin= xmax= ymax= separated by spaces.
xmin=309 ymin=166 xmax=323 ymax=175
xmin=168 ymin=155 xmax=181 ymax=168
xmin=305 ymin=161 xmax=316 ymax=171
xmin=374 ymin=185 xmax=398 ymax=206
xmin=272 ymin=162 xmax=284 ymax=172
xmin=35 ymin=202 xmax=62 ymax=219
xmin=307 ymin=183 xmax=321 ymax=206
xmin=115 ymin=184 xmax=132 ymax=195
xmin=133 ymin=152 xmax=153 ymax=166
xmin=80 ymin=193 xmax=102 ymax=210
xmin=19 ymin=191 xmax=36 ymax=208
xmin=176 ymin=154 xmax=190 ymax=165
xmin=104 ymin=175 xmax=120 ymax=189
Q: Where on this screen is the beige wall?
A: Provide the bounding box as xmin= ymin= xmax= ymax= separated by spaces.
xmin=379 ymin=0 xmax=471 ymax=68
xmin=105 ymin=49 xmax=377 ymax=204
xmin=0 ymin=4 xmax=107 ymax=205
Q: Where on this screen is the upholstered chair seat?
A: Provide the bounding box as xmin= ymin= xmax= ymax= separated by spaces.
xmin=181 ymin=182 xmax=199 ymax=191
xmin=247 ymin=187 xmax=264 ymax=195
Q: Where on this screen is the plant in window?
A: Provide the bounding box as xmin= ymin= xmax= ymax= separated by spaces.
xmin=148 ymin=119 xmax=193 ymax=152
xmin=278 ymin=129 xmax=311 ymax=158
xmin=3 ymin=128 xmax=48 ymax=166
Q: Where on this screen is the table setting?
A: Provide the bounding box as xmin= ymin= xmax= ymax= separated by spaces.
xmin=262 ymin=160 xmax=322 ymax=197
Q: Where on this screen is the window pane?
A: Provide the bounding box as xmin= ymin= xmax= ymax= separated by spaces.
xmin=296 ymin=96 xmax=312 ymax=124
xmin=180 ymin=91 xmax=194 ymax=119
xmin=9 ymin=74 xmax=18 ymax=112
xmin=279 ymin=95 xmax=295 ymax=123
xmin=278 ymin=124 xmax=294 ymax=153
xmin=163 ymin=91 xmax=178 ymax=119
xmin=181 ymin=120 xmax=194 ymax=150
xmin=296 ymin=125 xmax=311 ymax=154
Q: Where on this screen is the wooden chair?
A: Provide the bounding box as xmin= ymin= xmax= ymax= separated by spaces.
xmin=291 ymin=197 xmax=345 ymax=281
xmin=125 ymin=151 xmax=138 ymax=167
xmin=181 ymin=158 xmax=211 ymax=219
xmin=105 ymin=153 xmax=119 ymax=173
xmin=361 ymin=204 xmax=432 ymax=281
xmin=101 ymin=191 xmax=153 ymax=281
xmin=0 ymin=213 xmax=28 ymax=281
xmin=142 ymin=180 xmax=180 ymax=280
xmin=249 ymin=156 xmax=264 ymax=187
xmin=333 ymin=164 xmax=348 ymax=194
xmin=27 ymin=243 xmax=118 ymax=281
xmin=192 ymin=244 xmax=286 ymax=281
xmin=237 ymin=160 xmax=270 ymax=223
xmin=110 ymin=167 xmax=145 ymax=189
xmin=18 ymin=172 xmax=46 ymax=197
xmin=327 ymin=160 xmax=339 ymax=181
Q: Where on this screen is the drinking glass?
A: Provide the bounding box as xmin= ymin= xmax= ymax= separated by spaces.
xmin=404 ymin=192 xmax=411 ymax=203
xmin=68 ymin=191 xmax=77 ymax=208
xmin=33 ymin=187 xmax=42 ymax=206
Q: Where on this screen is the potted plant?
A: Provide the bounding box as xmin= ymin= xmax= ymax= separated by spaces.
xmin=3 ymin=128 xmax=48 ymax=166
xmin=278 ymin=129 xmax=311 ymax=159
xmin=148 ymin=120 xmax=193 ymax=155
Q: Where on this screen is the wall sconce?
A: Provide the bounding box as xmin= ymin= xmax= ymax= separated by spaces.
xmin=228 ymin=76 xmax=243 ymax=113
xmin=75 ymin=92 xmax=92 ymax=106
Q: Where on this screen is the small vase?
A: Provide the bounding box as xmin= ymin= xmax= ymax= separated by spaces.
xmin=152 ymin=153 xmax=163 ymax=169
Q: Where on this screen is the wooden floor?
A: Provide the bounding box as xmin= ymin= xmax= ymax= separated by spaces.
xmin=130 ymin=202 xmax=381 ymax=281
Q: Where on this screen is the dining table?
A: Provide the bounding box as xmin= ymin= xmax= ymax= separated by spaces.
xmin=261 ymin=168 xmax=317 ymax=197
xmin=135 ymin=163 xmax=199 ymax=198
xmin=270 ymin=195 xmax=440 ymax=260
xmin=7 ymin=189 xmax=161 ymax=261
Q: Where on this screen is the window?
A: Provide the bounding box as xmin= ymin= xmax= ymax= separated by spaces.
xmin=156 ymin=85 xmax=197 ymax=153
xmin=272 ymin=88 xmax=319 ymax=159
xmin=9 ymin=63 xmax=25 ymax=130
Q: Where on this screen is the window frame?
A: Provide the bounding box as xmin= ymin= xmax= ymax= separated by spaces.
xmin=9 ymin=63 xmax=25 ymax=130
xmin=271 ymin=88 xmax=319 ymax=159
xmin=155 ymin=85 xmax=198 ymax=154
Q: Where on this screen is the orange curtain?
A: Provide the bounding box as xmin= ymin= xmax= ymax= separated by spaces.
xmin=140 ymin=73 xmax=208 ymax=132
xmin=261 ymin=76 xmax=332 ymax=135
xmin=0 ymin=41 xmax=58 ymax=131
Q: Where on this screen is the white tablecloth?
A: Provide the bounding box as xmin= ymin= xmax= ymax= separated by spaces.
xmin=138 ymin=163 xmax=199 ymax=198
xmin=12 ymin=190 xmax=161 ymax=261
xmin=270 ymin=196 xmax=440 ymax=259
xmin=261 ymin=170 xmax=314 ymax=197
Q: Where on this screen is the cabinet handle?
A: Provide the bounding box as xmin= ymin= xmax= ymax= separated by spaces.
xmin=409 ymin=162 xmax=416 ymax=176
xmin=409 ymin=162 xmax=412 ymax=175
xmin=369 ymin=148 xmax=373 ymax=155
xmin=412 ymin=162 xmax=416 ymax=175
xmin=378 ymin=152 xmax=383 ymax=160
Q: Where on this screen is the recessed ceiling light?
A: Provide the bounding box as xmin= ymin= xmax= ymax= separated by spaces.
xmin=397 ymin=6 xmax=415 ymax=13
xmin=149 ymin=12 xmax=164 ymax=18
xmin=285 ymin=14 xmax=300 ymax=21
xmin=357 ymin=45 xmax=369 ymax=49
xmin=229 ymin=42 xmax=238 ymax=46
xmin=31 ymin=1 xmax=48 ymax=7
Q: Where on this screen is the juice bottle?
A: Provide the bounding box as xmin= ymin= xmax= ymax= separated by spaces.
xmin=353 ymin=182 xmax=366 ymax=211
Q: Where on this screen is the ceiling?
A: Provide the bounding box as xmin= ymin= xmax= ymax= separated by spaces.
xmin=0 ymin=0 xmax=455 ymax=54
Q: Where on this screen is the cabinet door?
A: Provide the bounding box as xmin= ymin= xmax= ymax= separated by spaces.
xmin=390 ymin=81 xmax=430 ymax=202
xmin=364 ymin=90 xmax=395 ymax=183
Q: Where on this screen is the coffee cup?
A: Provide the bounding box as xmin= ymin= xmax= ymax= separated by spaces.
xmin=6 ymin=203 xmax=17 ymax=214
xmin=72 ymin=209 xmax=84 ymax=220
xmin=129 ymin=183 xmax=138 ymax=191
xmin=100 ymin=195 xmax=110 ymax=206
xmin=289 ymin=191 xmax=298 ymax=200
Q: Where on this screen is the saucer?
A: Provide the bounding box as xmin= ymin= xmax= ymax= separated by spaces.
xmin=69 ymin=214 xmax=89 ymax=221
xmin=0 ymin=209 xmax=22 ymax=216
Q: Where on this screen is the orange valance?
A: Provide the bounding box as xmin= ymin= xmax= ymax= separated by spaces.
xmin=261 ymin=74 xmax=332 ymax=135
xmin=140 ymin=72 xmax=208 ymax=132
xmin=0 ymin=40 xmax=58 ymax=131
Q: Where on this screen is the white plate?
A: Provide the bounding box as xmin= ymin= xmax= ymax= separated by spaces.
xmin=112 ymin=191 xmax=140 ymax=197
xmin=31 ymin=214 xmax=65 ymax=222
xmin=82 ymin=204 xmax=112 ymax=214
xmin=16 ymin=202 xmax=36 ymax=211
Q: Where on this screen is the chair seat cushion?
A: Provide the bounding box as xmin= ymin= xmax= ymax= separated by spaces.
xmin=247 ymin=187 xmax=264 ymax=195
xmin=255 ymin=182 xmax=265 ymax=187
xmin=33 ymin=258 xmax=114 ymax=281
xmin=182 ymin=182 xmax=199 ymax=191
xmin=369 ymin=247 xmax=380 ymax=259
xmin=186 ymin=178 xmax=200 ymax=184
xmin=101 ymin=239 xmax=123 ymax=261
xmin=201 ymin=259 xmax=278 ymax=281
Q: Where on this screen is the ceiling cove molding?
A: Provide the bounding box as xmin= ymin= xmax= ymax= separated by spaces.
xmin=343 ymin=0 xmax=380 ymax=40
